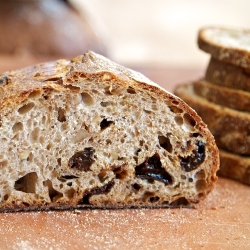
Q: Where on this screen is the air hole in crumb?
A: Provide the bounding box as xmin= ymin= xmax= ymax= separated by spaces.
xmin=144 ymin=109 xmax=152 ymax=114
xmin=18 ymin=102 xmax=35 ymax=114
xmin=67 ymin=182 xmax=73 ymax=187
xmin=169 ymin=105 xmax=182 ymax=113
xmin=142 ymin=191 xmax=155 ymax=202
xmin=106 ymin=139 xmax=112 ymax=144
xmin=28 ymin=90 xmax=41 ymax=99
xmin=81 ymin=92 xmax=94 ymax=106
xmin=196 ymin=179 xmax=207 ymax=192
xmin=14 ymin=172 xmax=38 ymax=193
xmin=100 ymin=118 xmax=113 ymax=130
xmin=0 ymin=160 xmax=7 ymax=167
xmin=57 ymin=107 xmax=66 ymax=122
xmin=174 ymin=115 xmax=183 ymax=125
xmin=149 ymin=196 xmax=160 ymax=203
xmin=158 ymin=135 xmax=173 ymax=153
xmin=43 ymin=179 xmax=63 ymax=202
xmin=132 ymin=183 xmax=141 ymax=192
xmin=100 ymin=101 xmax=113 ymax=107
xmin=113 ymin=166 xmax=128 ymax=180
xmin=183 ymin=113 xmax=196 ymax=127
xmin=12 ymin=122 xmax=23 ymax=133
xmin=127 ymin=86 xmax=136 ymax=94
xmin=189 ymin=178 xmax=193 ymax=182
xmin=47 ymin=143 xmax=52 ymax=150
xmin=3 ymin=194 xmax=9 ymax=201
xmin=57 ymin=158 xmax=61 ymax=166
xmin=31 ymin=127 xmax=40 ymax=143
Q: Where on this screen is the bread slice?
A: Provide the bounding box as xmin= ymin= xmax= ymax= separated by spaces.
xmin=174 ymin=83 xmax=250 ymax=155
xmin=198 ymin=26 xmax=250 ymax=68
xmin=0 ymin=51 xmax=219 ymax=211
xmin=193 ymin=80 xmax=250 ymax=112
xmin=205 ymin=58 xmax=250 ymax=91
xmin=219 ymin=149 xmax=250 ymax=185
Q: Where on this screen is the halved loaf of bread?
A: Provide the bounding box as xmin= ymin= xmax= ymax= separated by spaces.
xmin=193 ymin=80 xmax=250 ymax=112
xmin=198 ymin=26 xmax=250 ymax=68
xmin=174 ymin=83 xmax=250 ymax=155
xmin=205 ymin=58 xmax=250 ymax=91
xmin=0 ymin=51 xmax=219 ymax=211
xmin=219 ymin=149 xmax=250 ymax=185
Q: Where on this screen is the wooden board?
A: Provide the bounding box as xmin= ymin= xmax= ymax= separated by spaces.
xmin=0 ymin=178 xmax=249 ymax=250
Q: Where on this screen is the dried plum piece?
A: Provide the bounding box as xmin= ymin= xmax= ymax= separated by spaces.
xmin=100 ymin=118 xmax=113 ymax=130
xmin=81 ymin=180 xmax=115 ymax=204
xmin=135 ymin=154 xmax=173 ymax=185
xmin=0 ymin=75 xmax=9 ymax=86
xmin=180 ymin=141 xmax=205 ymax=172
xmin=68 ymin=147 xmax=95 ymax=171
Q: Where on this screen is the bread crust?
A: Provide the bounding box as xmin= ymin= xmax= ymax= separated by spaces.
xmin=193 ymin=80 xmax=250 ymax=112
xmin=219 ymin=149 xmax=250 ymax=185
xmin=205 ymin=58 xmax=250 ymax=91
xmin=198 ymin=27 xmax=250 ymax=68
xmin=175 ymin=83 xmax=250 ymax=155
xmin=0 ymin=51 xmax=219 ymax=211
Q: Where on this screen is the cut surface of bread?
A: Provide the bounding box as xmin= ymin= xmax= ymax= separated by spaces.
xmin=198 ymin=27 xmax=250 ymax=68
xmin=174 ymin=83 xmax=250 ymax=155
xmin=0 ymin=51 xmax=219 ymax=211
xmin=219 ymin=149 xmax=250 ymax=185
xmin=193 ymin=80 xmax=250 ymax=112
xmin=205 ymin=58 xmax=250 ymax=91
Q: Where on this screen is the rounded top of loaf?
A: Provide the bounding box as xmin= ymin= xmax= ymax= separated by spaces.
xmin=198 ymin=26 xmax=250 ymax=68
xmin=0 ymin=51 xmax=217 ymax=157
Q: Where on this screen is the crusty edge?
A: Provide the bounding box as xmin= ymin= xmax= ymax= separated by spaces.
xmin=205 ymin=58 xmax=250 ymax=91
xmin=219 ymin=149 xmax=250 ymax=186
xmin=198 ymin=26 xmax=250 ymax=69
xmin=193 ymin=80 xmax=250 ymax=112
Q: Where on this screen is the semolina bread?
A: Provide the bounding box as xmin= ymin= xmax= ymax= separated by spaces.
xmin=205 ymin=58 xmax=250 ymax=91
xmin=0 ymin=51 xmax=219 ymax=211
xmin=193 ymin=80 xmax=250 ymax=112
xmin=174 ymin=83 xmax=250 ymax=155
xmin=198 ymin=26 xmax=250 ymax=68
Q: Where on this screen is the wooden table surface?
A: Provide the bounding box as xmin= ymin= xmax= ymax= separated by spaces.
xmin=0 ymin=60 xmax=249 ymax=250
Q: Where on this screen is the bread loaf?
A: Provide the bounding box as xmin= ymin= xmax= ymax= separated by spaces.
xmin=0 ymin=51 xmax=218 ymax=211
xmin=198 ymin=26 xmax=250 ymax=68
xmin=174 ymin=83 xmax=250 ymax=155
xmin=205 ymin=58 xmax=250 ymax=91
xmin=219 ymin=149 xmax=250 ymax=185
xmin=193 ymin=80 xmax=250 ymax=112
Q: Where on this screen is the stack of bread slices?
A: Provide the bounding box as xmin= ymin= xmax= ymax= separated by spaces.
xmin=175 ymin=26 xmax=250 ymax=185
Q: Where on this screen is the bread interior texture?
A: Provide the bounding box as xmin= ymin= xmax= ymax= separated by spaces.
xmin=0 ymin=73 xmax=212 ymax=209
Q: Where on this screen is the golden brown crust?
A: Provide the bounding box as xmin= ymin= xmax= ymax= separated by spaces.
xmin=198 ymin=27 xmax=250 ymax=68
xmin=205 ymin=58 xmax=250 ymax=91
xmin=219 ymin=149 xmax=250 ymax=185
xmin=174 ymin=82 xmax=250 ymax=155
xmin=193 ymin=80 xmax=250 ymax=112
